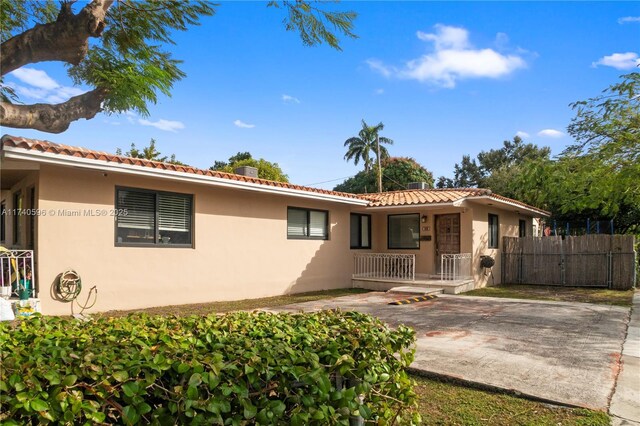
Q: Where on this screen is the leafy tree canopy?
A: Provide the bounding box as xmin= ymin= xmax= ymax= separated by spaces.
xmin=211 ymin=152 xmax=289 ymax=183
xmin=507 ymin=73 xmax=639 ymax=233
xmin=334 ymin=157 xmax=433 ymax=194
xmin=0 ymin=0 xmax=357 ymax=133
xmin=116 ymin=138 xmax=185 ymax=165
xmin=436 ymin=135 xmax=551 ymax=197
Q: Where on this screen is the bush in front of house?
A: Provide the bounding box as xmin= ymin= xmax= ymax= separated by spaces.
xmin=0 ymin=310 xmax=419 ymax=425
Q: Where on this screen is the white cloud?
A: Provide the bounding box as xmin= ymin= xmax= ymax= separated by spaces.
xmin=516 ymin=131 xmax=530 ymax=139
xmin=367 ymin=24 xmax=527 ymax=88
xmin=417 ymin=25 xmax=470 ymax=50
xmin=282 ymin=94 xmax=300 ymax=104
xmin=366 ymin=59 xmax=393 ymax=78
xmin=11 ymin=68 xmax=59 ymax=90
xmin=374 ymin=88 xmax=385 ymax=95
xmin=537 ymin=129 xmax=565 ymax=138
xmin=138 ymin=118 xmax=185 ymax=133
xmin=592 ymin=52 xmax=640 ymax=70
xmin=234 ymin=119 xmax=255 ymax=129
xmin=8 ymin=67 xmax=85 ymax=103
xmin=618 ymin=16 xmax=640 ymax=24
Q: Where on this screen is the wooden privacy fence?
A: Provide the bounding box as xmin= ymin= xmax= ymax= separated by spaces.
xmin=502 ymin=235 xmax=636 ymax=290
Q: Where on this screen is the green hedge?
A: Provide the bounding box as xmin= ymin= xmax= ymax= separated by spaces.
xmin=0 ymin=310 xmax=419 ymax=425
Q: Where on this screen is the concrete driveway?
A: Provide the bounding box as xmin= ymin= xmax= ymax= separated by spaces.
xmin=273 ymin=292 xmax=630 ymax=410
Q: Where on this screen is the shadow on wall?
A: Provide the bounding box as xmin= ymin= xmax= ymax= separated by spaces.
xmin=283 ymin=220 xmax=353 ymax=296
xmin=473 ymin=231 xmax=498 ymax=287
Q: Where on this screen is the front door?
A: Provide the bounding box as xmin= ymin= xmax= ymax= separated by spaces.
xmin=435 ymin=214 xmax=460 ymax=271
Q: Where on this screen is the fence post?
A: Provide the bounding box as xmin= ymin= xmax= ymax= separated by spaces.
xmin=607 ymin=251 xmax=613 ymax=289
xmin=518 ymin=249 xmax=524 ymax=284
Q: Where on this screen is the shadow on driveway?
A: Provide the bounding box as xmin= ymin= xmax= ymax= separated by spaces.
xmin=272 ymin=292 xmax=630 ymax=410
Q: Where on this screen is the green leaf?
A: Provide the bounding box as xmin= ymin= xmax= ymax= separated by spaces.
xmin=31 ymin=398 xmax=49 ymax=411
xmin=44 ymin=371 xmax=61 ymax=385
xmin=188 ymin=372 xmax=202 ymax=386
xmin=113 ymin=370 xmax=129 ymax=382
xmin=122 ymin=381 xmax=139 ymax=398
xmin=122 ymin=405 xmax=139 ymax=424
xmin=242 ymin=400 xmax=257 ymax=419
xmin=62 ymin=375 xmax=77 ymax=387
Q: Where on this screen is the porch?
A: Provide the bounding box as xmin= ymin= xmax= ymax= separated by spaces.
xmin=0 ymin=249 xmax=36 ymax=299
xmin=352 ymin=253 xmax=476 ymax=294
xmin=0 ymin=248 xmax=41 ymax=317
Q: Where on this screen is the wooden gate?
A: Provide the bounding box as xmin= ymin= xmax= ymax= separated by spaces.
xmin=502 ymin=235 xmax=636 ymax=289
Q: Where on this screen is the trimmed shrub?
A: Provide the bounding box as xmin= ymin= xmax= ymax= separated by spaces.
xmin=0 ymin=310 xmax=419 ymax=424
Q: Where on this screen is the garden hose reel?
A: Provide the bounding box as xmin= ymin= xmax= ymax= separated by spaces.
xmin=56 ymin=270 xmax=82 ymax=302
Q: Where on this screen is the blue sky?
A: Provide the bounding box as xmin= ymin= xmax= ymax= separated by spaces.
xmin=4 ymin=1 xmax=640 ymax=189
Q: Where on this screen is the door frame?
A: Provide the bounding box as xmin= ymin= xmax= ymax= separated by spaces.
xmin=434 ymin=213 xmax=461 ymax=272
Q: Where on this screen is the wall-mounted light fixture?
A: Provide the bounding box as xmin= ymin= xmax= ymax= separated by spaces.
xmin=421 ymin=215 xmax=428 ymax=223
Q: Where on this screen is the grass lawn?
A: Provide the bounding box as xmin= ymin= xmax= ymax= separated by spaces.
xmin=98 ymin=288 xmax=371 ymax=317
xmin=412 ymin=375 xmax=609 ymax=426
xmin=463 ymin=284 xmax=634 ymax=307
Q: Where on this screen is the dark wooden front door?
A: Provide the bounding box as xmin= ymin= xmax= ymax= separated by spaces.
xmin=435 ymin=214 xmax=460 ymax=271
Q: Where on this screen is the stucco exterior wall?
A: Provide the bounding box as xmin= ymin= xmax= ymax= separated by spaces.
xmin=35 ymin=165 xmax=355 ymax=315
xmin=367 ymin=208 xmax=473 ymax=276
xmin=471 ymin=203 xmax=533 ymax=286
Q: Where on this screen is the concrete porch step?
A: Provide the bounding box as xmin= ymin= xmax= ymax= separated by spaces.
xmin=387 ymin=286 xmax=444 ymax=296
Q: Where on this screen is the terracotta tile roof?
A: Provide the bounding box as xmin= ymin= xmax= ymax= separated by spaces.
xmin=364 ymin=188 xmax=492 ymax=207
xmin=1 ymin=135 xmax=550 ymax=216
xmin=364 ymin=188 xmax=550 ymax=216
xmin=1 ymin=135 xmax=364 ymax=201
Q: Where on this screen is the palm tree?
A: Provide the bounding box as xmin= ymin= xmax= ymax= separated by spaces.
xmin=343 ymin=120 xmax=394 ymax=172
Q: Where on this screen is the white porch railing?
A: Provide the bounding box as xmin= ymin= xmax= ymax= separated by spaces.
xmin=440 ymin=253 xmax=472 ymax=281
xmin=0 ymin=249 xmax=36 ymax=299
xmin=353 ymin=253 xmax=415 ymax=281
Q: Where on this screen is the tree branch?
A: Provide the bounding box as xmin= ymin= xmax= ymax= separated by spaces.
xmin=0 ymin=88 xmax=108 ymax=133
xmin=0 ymin=0 xmax=114 ymax=76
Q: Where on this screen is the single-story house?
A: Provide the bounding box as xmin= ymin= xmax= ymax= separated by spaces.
xmin=0 ymin=135 xmax=549 ymax=315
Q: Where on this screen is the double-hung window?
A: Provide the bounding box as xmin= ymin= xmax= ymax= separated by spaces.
xmin=287 ymin=207 xmax=328 ymax=240
xmin=350 ymin=213 xmax=371 ymax=249
xmin=115 ymin=187 xmax=193 ymax=247
xmin=488 ymin=214 xmax=499 ymax=248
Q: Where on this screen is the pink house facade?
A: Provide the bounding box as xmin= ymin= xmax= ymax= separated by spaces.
xmin=0 ymin=135 xmax=549 ymax=315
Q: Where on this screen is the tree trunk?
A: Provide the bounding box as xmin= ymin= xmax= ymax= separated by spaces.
xmin=0 ymin=89 xmax=107 ymax=134
xmin=1 ymin=0 xmax=113 ymax=75
xmin=0 ymin=0 xmax=113 ymax=133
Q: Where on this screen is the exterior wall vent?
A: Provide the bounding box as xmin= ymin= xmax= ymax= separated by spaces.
xmin=234 ymin=166 xmax=259 ymax=178
xmin=407 ymin=182 xmax=429 ymax=190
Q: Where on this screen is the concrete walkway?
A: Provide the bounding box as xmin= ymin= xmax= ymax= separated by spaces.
xmin=610 ymin=290 xmax=640 ymax=425
xmin=273 ymin=291 xmax=631 ymax=412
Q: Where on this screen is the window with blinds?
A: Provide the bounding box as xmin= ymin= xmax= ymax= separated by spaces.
xmin=388 ymin=214 xmax=420 ymax=249
xmin=115 ymin=187 xmax=193 ymax=247
xmin=287 ymin=207 xmax=328 ymax=240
